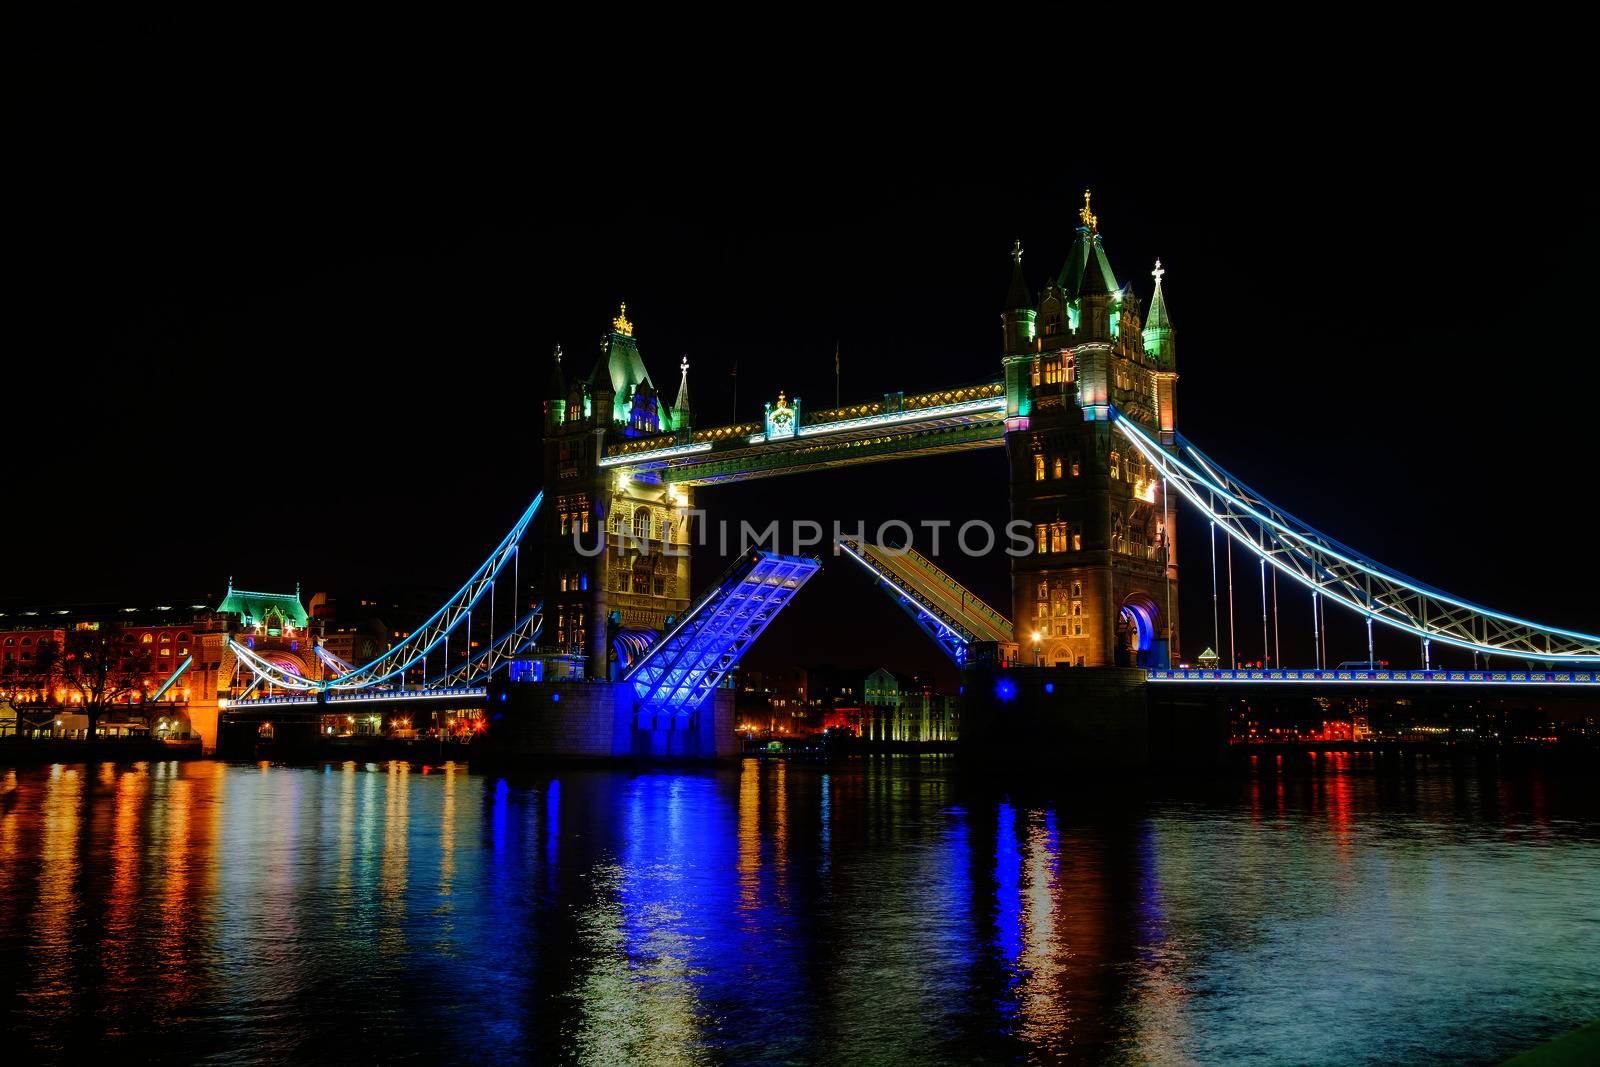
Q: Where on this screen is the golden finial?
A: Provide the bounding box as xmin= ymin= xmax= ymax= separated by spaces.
xmin=612 ymin=302 xmax=634 ymax=337
xmin=1011 ymin=237 xmax=1023 ymax=265
xmin=1079 ymin=188 xmax=1098 ymax=235
xmin=776 ymin=390 xmax=788 ymax=408
xmin=1152 ymin=258 xmax=1165 ymax=285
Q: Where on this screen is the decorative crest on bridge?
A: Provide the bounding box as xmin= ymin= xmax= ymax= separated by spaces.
xmin=763 ymin=390 xmax=798 ymax=440
xmin=1079 ymin=189 xmax=1098 ymax=235
xmin=612 ymin=302 xmax=634 ymax=337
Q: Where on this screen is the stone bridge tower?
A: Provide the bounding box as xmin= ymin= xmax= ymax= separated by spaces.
xmin=1001 ymin=193 xmax=1180 ymax=668
xmin=541 ymin=305 xmax=694 ymax=680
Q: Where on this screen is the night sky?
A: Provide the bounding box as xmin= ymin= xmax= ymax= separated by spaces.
xmin=8 ymin=112 xmax=1596 ymax=685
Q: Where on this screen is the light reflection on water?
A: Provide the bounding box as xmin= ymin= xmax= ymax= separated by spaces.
xmin=0 ymin=755 xmax=1598 ymax=1064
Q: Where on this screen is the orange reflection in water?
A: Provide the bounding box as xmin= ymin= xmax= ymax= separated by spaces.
xmin=25 ymin=766 xmax=83 ymax=1021
xmin=737 ymin=759 xmax=760 ymax=917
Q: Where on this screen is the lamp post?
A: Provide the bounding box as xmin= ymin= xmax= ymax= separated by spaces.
xmin=1032 ymin=630 xmax=1042 ymax=667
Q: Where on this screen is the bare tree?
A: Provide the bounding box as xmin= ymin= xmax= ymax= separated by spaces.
xmin=35 ymin=627 xmax=154 ymax=740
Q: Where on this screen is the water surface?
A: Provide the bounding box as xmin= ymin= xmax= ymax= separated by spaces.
xmin=1 ymin=756 xmax=1596 ymax=1064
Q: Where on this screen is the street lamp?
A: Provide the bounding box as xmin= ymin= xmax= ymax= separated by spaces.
xmin=1031 ymin=630 xmax=1042 ymax=667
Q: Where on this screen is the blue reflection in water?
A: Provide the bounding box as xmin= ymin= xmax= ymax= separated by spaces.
xmin=3 ymin=757 xmax=1600 ymax=1065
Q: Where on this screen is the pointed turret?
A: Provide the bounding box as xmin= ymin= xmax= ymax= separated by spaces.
xmin=673 ymin=354 xmax=694 ymax=430
xmin=1058 ymin=189 xmax=1119 ymax=298
xmin=1142 ymin=259 xmax=1176 ymax=369
xmin=587 ymin=302 xmax=656 ymax=429
xmin=544 ymin=344 xmax=569 ymax=429
xmin=1000 ymin=239 xmax=1038 ymax=355
xmin=546 ymin=344 xmax=566 ymax=398
xmin=1005 ymin=238 xmax=1031 ymax=309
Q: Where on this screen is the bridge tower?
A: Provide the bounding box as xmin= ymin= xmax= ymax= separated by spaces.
xmin=541 ymin=306 xmax=694 ymax=679
xmin=1001 ymin=193 xmax=1180 ymax=668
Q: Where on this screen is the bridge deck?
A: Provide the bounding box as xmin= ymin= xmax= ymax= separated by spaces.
xmin=837 ymin=538 xmax=1012 ymax=663
xmin=1149 ymin=668 xmax=1598 ymax=687
xmin=600 ymin=383 xmax=1006 ymax=486
xmin=626 ymin=550 xmax=821 ymax=713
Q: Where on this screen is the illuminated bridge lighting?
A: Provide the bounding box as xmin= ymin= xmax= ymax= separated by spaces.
xmin=1147 ymin=669 xmax=1599 ymax=687
xmin=834 ymin=537 xmax=1012 ymax=665
xmin=626 ymin=551 xmax=821 ymax=714
xmin=231 ymin=687 xmax=491 ymax=710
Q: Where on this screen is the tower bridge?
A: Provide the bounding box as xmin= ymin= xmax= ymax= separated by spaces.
xmin=215 ymin=192 xmax=1600 ymax=759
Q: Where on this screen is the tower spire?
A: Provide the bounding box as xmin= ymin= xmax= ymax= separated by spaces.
xmin=1143 ymin=258 xmax=1176 ymax=368
xmin=673 ymin=353 xmax=693 ymax=428
xmin=1079 ymin=188 xmax=1098 ymax=235
xmin=1005 ymin=238 xmax=1031 ymax=310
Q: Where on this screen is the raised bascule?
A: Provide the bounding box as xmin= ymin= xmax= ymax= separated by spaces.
xmin=216 ymin=193 xmax=1600 ymax=761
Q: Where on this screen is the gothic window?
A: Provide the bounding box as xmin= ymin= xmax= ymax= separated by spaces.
xmin=1072 ymin=600 xmax=1082 ymax=617
xmin=1052 ymin=456 xmax=1063 ymax=479
xmin=1072 ymin=581 xmax=1082 ymax=598
xmin=1035 ymin=600 xmax=1048 ymax=619
xmin=1110 ymin=451 xmax=1122 ymax=479
xmin=1034 ymin=455 xmax=1045 ymax=482
xmin=1035 ymin=525 xmax=1047 ymax=554
xmin=1030 ymin=358 xmax=1041 ymax=387
xmin=1044 ymin=356 xmax=1064 ymax=385
xmin=1070 ymin=452 xmax=1081 ymax=477
xmin=1049 ymin=522 xmax=1069 ymax=554
xmin=632 ymin=507 xmax=651 ymax=541
xmin=1072 ymin=527 xmax=1082 ymax=551
xmin=1036 ymin=580 xmax=1048 ymax=600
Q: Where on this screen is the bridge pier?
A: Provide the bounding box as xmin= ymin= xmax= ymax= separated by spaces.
xmin=487 ymin=679 xmax=739 ymax=762
xmin=961 ymin=665 xmax=1226 ymax=771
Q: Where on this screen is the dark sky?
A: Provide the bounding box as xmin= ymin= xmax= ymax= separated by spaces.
xmin=7 ymin=105 xmax=1596 ymax=683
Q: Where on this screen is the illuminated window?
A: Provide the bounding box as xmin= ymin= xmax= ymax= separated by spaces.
xmin=1110 ymin=451 xmax=1121 ymax=479
xmin=1072 ymin=600 xmax=1082 ymax=617
xmin=141 ymin=634 xmax=153 ymax=644
xmin=1049 ymin=522 xmax=1069 ymax=554
xmin=632 ymin=507 xmax=651 ymax=541
xmin=1072 ymin=581 xmax=1082 ymax=598
xmin=1043 ymin=356 xmax=1064 ymax=385
xmin=581 ymin=511 xmax=590 ymax=533
xmin=1072 ymin=528 xmax=1082 ymax=551
xmin=1036 ymin=580 xmax=1048 ymax=600
xmin=561 ymin=513 xmax=571 ymax=535
xmin=1035 ymin=525 xmax=1047 ymax=553
xmin=1035 ymin=600 xmax=1048 ymax=618
xmin=1052 ymin=456 xmax=1063 ymax=479
xmin=1030 ymin=359 xmax=1041 ymax=387
xmin=1033 ymin=455 xmax=1045 ymax=482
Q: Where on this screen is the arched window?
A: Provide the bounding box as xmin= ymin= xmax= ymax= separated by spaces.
xmin=159 ymin=631 xmax=172 ymax=644
xmin=141 ymin=633 xmax=153 ymax=644
xmin=632 ymin=506 xmax=651 ymax=541
xmin=20 ymin=637 xmax=31 ymax=646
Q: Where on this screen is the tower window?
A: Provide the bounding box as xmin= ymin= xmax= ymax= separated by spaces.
xmin=1034 ymin=455 xmax=1045 ymax=482
xmin=1052 ymin=456 xmax=1063 ymax=479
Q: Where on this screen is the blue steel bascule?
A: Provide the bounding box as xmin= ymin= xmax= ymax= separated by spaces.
xmin=222 ymin=193 xmax=1600 ymax=755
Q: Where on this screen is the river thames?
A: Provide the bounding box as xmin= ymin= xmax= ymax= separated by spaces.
xmin=1 ymin=755 xmax=1597 ymax=1064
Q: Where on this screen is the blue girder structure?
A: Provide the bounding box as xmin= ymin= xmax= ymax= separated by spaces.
xmin=149 ymin=655 xmax=193 ymax=702
xmin=624 ymin=551 xmax=821 ymax=714
xmin=835 ymin=537 xmax=1012 ymax=665
xmin=1112 ymin=411 xmax=1600 ymax=664
xmin=229 ymin=491 xmax=543 ymax=693
xmin=1150 ymin=668 xmax=1599 ymax=687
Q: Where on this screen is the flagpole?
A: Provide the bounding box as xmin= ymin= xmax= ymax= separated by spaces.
xmin=834 ymin=341 xmax=840 ymax=408
xmin=731 ymin=361 xmax=738 ymax=423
